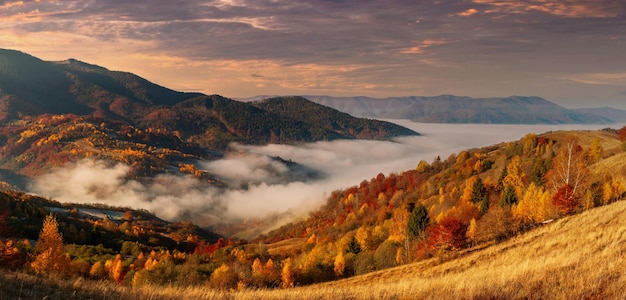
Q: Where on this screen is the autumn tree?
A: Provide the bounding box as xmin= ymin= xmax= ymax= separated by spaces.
xmin=427 ymin=216 xmax=467 ymax=254
xmin=210 ymin=264 xmax=238 ymax=290
xmin=503 ymin=155 xmax=526 ymax=199
xmin=618 ymin=126 xmax=626 ymax=151
xmin=466 ymin=218 xmax=478 ymax=246
xmin=552 ymin=184 xmax=578 ymax=215
xmin=281 ymin=258 xmax=294 ymax=288
xmin=602 ymin=177 xmax=625 ymax=205
xmin=333 ymin=251 xmax=346 ymax=277
xmin=587 ymin=138 xmax=603 ymax=163
xmin=110 ymin=254 xmax=125 ymax=284
xmin=546 ymin=138 xmax=588 ymax=197
xmin=512 ymin=182 xmax=554 ymax=225
xmin=618 ymin=126 xmax=626 ymax=142
xmin=31 ymin=214 xmax=69 ymax=276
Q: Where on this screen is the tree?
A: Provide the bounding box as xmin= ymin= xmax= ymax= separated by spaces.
xmin=587 ymin=138 xmax=603 ymax=163
xmin=333 ymin=251 xmax=345 ymax=277
xmin=281 ymin=258 xmax=294 ymax=288
xmin=529 ymin=158 xmax=548 ymax=187
xmin=407 ymin=204 xmax=429 ymax=238
xmin=512 ymin=182 xmax=554 ymax=225
xmin=618 ymin=126 xmax=626 ymax=142
xmin=209 ymin=264 xmax=238 ymax=290
xmin=500 ymin=185 xmax=518 ymax=207
xmin=31 ymin=214 xmax=68 ymax=276
xmin=552 ymin=184 xmax=578 ymax=215
xmin=469 ymin=177 xmax=489 ymax=207
xmin=546 ymin=138 xmax=587 ymax=197
xmin=496 ymin=167 xmax=508 ymax=192
xmin=346 ymin=235 xmax=361 ymax=255
xmin=427 ymin=216 xmax=467 ymax=253
xmin=503 ymin=155 xmax=526 ymax=199
xmin=111 ymin=255 xmax=125 ymax=284
xmin=466 ymin=218 xmax=478 ymax=246
xmin=374 ymin=240 xmax=402 ymax=270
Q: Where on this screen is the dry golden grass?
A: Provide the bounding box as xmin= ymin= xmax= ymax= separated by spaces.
xmin=4 ymin=199 xmax=624 ymax=300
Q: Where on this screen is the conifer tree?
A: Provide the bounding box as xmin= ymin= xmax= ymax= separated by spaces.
xmin=500 ymin=185 xmax=518 ymax=207
xmin=470 ymin=177 xmax=488 ymax=204
xmin=407 ymin=204 xmax=429 ymax=238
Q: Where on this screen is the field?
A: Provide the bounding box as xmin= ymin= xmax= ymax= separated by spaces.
xmin=3 ymin=198 xmax=625 ymax=299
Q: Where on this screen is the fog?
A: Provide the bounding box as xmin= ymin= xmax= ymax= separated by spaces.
xmin=28 ymin=121 xmax=614 ymax=227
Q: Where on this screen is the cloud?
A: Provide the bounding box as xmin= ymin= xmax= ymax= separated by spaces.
xmin=1 ymin=0 xmax=625 ymax=109
xmin=458 ymin=8 xmax=479 ymax=17
xmin=473 ymin=0 xmax=624 ymax=18
xmin=28 ymin=121 xmax=612 ymax=231
xmin=561 ymin=73 xmax=626 ymax=85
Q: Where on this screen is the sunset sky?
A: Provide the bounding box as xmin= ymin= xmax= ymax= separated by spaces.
xmin=1 ymin=0 xmax=625 ymax=109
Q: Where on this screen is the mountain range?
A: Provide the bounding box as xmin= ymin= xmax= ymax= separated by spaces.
xmin=242 ymin=95 xmax=622 ymax=124
xmin=0 ymin=49 xmax=416 ymax=179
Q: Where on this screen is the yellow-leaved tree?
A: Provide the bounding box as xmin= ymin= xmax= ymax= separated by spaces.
xmin=31 ymin=214 xmax=69 ymax=276
xmin=281 ymin=257 xmax=294 ymax=288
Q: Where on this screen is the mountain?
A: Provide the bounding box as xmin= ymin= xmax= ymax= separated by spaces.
xmin=299 ymin=95 xmax=614 ymax=124
xmin=0 ymin=49 xmax=202 ymax=122
xmin=251 ymin=96 xmax=418 ymax=140
xmin=574 ymin=107 xmax=626 ymax=123
xmin=0 ymin=49 xmax=418 ymax=177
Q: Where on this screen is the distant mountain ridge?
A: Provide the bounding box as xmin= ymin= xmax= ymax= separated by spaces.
xmin=274 ymin=95 xmax=619 ymax=124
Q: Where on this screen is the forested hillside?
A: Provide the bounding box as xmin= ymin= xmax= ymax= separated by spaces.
xmin=1 ymin=126 xmax=624 ymax=297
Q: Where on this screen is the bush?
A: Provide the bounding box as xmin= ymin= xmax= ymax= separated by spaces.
xmin=374 ymin=240 xmax=401 ymax=270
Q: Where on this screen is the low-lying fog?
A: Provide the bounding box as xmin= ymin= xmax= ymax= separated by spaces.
xmin=29 ymin=121 xmax=616 ymax=227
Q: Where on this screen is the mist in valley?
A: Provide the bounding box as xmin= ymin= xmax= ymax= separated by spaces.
xmin=28 ymin=121 xmax=614 ymax=230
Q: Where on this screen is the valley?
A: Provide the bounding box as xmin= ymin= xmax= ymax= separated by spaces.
xmin=0 ymin=49 xmax=625 ymax=299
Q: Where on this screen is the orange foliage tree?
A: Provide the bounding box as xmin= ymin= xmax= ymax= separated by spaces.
xmin=31 ymin=214 xmax=69 ymax=276
xmin=427 ymin=216 xmax=467 ymax=254
xmin=552 ymin=184 xmax=578 ymax=215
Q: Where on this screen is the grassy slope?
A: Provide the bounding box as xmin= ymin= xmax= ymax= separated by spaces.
xmin=3 ymin=198 xmax=624 ymax=299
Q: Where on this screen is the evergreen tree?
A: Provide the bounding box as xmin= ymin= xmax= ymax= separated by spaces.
xmin=347 ymin=235 xmax=361 ymax=255
xmin=529 ymin=158 xmax=548 ymax=187
xmin=497 ymin=167 xmax=508 ymax=192
xmin=500 ymin=185 xmax=518 ymax=207
xmin=407 ymin=204 xmax=429 ymax=238
xmin=470 ymin=177 xmax=488 ymax=204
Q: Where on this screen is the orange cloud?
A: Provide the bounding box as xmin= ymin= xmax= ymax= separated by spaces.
xmin=401 ymin=39 xmax=449 ymax=55
xmin=562 ymin=73 xmax=626 ymax=85
xmin=458 ymin=8 xmax=479 ymax=17
xmin=473 ymin=0 xmax=623 ymax=18
xmin=0 ymin=1 xmax=24 ymax=10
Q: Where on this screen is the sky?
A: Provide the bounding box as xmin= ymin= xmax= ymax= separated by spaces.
xmin=0 ymin=0 xmax=625 ymax=109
